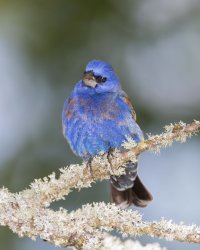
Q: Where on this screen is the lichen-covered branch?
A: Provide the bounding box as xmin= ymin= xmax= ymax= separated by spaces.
xmin=122 ymin=120 xmax=200 ymax=159
xmin=28 ymin=120 xmax=200 ymax=207
xmin=0 ymin=191 xmax=199 ymax=249
xmin=0 ymin=120 xmax=199 ymax=249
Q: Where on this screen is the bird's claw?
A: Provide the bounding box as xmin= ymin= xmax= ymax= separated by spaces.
xmin=107 ymin=148 xmax=115 ymax=174
xmin=86 ymin=158 xmax=94 ymax=179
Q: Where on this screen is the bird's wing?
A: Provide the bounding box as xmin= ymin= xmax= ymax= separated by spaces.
xmin=62 ymin=97 xmax=69 ymax=137
xmin=62 ymin=96 xmax=76 ymax=137
xmin=119 ymin=90 xmax=137 ymax=121
xmin=118 ymin=90 xmax=144 ymax=142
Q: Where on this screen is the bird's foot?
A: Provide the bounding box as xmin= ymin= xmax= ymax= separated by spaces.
xmin=86 ymin=158 xmax=94 ymax=179
xmin=107 ymin=148 xmax=115 ymax=175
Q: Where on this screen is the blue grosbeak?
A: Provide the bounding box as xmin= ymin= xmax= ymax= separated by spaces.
xmin=62 ymin=60 xmax=152 ymax=209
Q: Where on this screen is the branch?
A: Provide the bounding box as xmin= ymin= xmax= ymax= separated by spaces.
xmin=0 ymin=194 xmax=200 ymax=249
xmin=28 ymin=120 xmax=200 ymax=207
xmin=0 ymin=120 xmax=199 ymax=249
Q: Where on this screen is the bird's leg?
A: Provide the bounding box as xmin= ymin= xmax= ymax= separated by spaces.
xmin=107 ymin=148 xmax=115 ymax=175
xmin=86 ymin=157 xmax=94 ymax=179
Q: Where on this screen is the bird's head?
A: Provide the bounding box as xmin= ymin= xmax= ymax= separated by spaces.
xmin=79 ymin=60 xmax=120 ymax=94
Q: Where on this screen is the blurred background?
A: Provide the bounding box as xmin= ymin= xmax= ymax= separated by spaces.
xmin=0 ymin=0 xmax=200 ymax=249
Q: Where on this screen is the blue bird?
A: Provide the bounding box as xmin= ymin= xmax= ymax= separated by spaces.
xmin=62 ymin=60 xmax=153 ymax=209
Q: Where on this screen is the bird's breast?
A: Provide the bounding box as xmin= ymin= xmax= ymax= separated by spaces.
xmin=63 ymin=93 xmax=139 ymax=157
xmin=76 ymin=95 xmax=120 ymax=122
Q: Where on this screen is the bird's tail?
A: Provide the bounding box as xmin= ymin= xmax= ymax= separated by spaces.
xmin=110 ymin=162 xmax=153 ymax=209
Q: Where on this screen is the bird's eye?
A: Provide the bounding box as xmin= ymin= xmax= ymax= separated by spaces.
xmin=95 ymin=75 xmax=107 ymax=83
xmin=102 ymin=77 xmax=107 ymax=83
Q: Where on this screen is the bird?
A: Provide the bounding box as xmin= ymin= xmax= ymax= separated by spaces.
xmin=62 ymin=59 xmax=153 ymax=209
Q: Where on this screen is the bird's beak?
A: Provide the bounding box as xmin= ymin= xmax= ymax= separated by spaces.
xmin=83 ymin=71 xmax=97 ymax=88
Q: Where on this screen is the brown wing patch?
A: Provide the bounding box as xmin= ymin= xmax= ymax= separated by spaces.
xmin=66 ymin=109 xmax=72 ymax=119
xmin=123 ymin=95 xmax=137 ymax=121
xmin=68 ymin=97 xmax=76 ymax=108
xmin=65 ymin=97 xmax=76 ymax=120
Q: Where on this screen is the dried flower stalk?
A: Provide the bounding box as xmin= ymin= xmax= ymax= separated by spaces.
xmin=0 ymin=120 xmax=199 ymax=249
